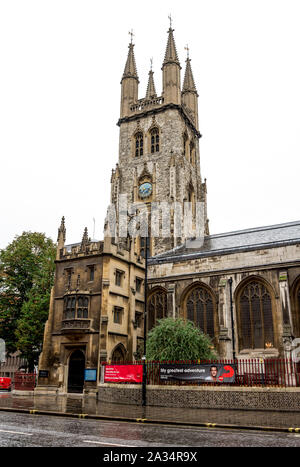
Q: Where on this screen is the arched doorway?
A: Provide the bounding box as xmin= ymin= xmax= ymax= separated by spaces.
xmin=67 ymin=350 xmax=85 ymax=393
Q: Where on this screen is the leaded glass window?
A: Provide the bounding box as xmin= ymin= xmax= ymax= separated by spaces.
xmin=238 ymin=281 xmax=274 ymax=350
xmin=185 ymin=287 xmax=215 ymax=338
xmin=63 ymin=295 xmax=89 ymax=320
xmin=147 ymin=290 xmax=167 ymax=332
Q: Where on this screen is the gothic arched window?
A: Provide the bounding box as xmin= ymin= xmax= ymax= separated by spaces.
xmin=150 ymin=127 xmax=159 ymax=153
xmin=184 ymin=286 xmax=215 ymax=339
xmin=135 ymin=132 xmax=143 ymax=157
xmin=237 ymin=280 xmax=274 ymax=350
xmin=147 ymin=289 xmax=167 ymax=332
xmin=292 ymin=277 xmax=300 ymax=338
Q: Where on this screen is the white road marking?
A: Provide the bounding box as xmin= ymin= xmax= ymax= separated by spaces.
xmin=0 ymin=429 xmax=32 ymax=436
xmin=83 ymin=440 xmax=136 ymax=447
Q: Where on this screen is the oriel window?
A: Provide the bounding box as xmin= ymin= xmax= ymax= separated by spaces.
xmin=63 ymin=295 xmax=89 ymax=320
xmin=77 ymin=296 xmax=89 ymax=318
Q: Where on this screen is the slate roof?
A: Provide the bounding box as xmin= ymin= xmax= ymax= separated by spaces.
xmin=149 ymin=220 xmax=300 ymax=265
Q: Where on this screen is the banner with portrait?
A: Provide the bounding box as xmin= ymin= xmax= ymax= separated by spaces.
xmin=160 ymin=363 xmax=237 ymax=383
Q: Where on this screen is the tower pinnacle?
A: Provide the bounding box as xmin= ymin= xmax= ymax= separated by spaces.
xmin=122 ymin=42 xmax=139 ymax=82
xmin=182 ymin=49 xmax=199 ymax=129
xmin=120 ymin=36 xmax=139 ymax=118
xmin=162 ymin=22 xmax=181 ymax=105
xmin=145 ymin=60 xmax=157 ymax=99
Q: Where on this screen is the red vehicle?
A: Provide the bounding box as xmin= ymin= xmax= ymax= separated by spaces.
xmin=0 ymin=377 xmax=11 ymax=391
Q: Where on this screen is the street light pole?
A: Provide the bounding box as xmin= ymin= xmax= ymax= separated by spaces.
xmin=142 ymin=235 xmax=148 ymax=407
xmin=228 ymin=278 xmax=236 ymax=360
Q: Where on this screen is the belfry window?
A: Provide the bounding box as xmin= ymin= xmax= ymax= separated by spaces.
xmin=150 ymin=128 xmax=159 ymax=153
xmin=185 ymin=286 xmax=215 ymax=339
xmin=135 ymin=132 xmax=143 ymax=157
xmin=237 ymin=281 xmax=274 ymax=350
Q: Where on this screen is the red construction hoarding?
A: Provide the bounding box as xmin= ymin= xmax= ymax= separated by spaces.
xmin=104 ymin=364 xmax=143 ymax=383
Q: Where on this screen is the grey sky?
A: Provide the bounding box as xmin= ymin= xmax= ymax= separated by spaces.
xmin=0 ymin=0 xmax=299 ymax=248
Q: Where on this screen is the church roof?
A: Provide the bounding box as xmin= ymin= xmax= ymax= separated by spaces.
xmin=149 ymin=220 xmax=300 ymax=264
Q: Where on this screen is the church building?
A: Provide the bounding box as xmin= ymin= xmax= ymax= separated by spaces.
xmin=36 ymin=24 xmax=300 ymax=395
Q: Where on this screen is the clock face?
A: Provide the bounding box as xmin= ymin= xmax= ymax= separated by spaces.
xmin=138 ymin=182 xmax=152 ymax=199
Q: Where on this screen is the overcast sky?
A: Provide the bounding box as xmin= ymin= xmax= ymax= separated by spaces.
xmin=0 ymin=0 xmax=299 ymax=249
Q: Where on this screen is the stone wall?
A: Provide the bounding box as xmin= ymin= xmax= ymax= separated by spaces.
xmin=98 ymin=384 xmax=300 ymax=412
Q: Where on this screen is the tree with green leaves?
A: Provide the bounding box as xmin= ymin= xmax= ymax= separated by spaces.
xmin=0 ymin=232 xmax=56 ymax=370
xmin=146 ymin=317 xmax=217 ymax=361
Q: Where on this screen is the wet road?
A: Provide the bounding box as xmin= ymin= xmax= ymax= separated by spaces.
xmin=1 ymin=412 xmax=300 ymax=447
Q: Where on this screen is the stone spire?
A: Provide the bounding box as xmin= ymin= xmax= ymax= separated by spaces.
xmin=145 ymin=64 xmax=157 ymax=99
xmin=56 ymin=216 xmax=66 ymax=260
xmin=122 ymin=43 xmax=139 ymax=82
xmin=163 ymin=27 xmax=180 ymax=66
xmin=120 ymin=37 xmax=139 ymax=118
xmin=182 ymin=57 xmax=197 ymax=93
xmin=181 ymin=51 xmax=199 ymax=129
xmin=81 ymin=227 xmax=89 ymax=249
xmin=162 ymin=24 xmax=181 ymax=105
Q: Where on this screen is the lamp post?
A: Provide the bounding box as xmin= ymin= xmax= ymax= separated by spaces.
xmin=142 ymin=235 xmax=149 ymax=407
xmin=228 ymin=278 xmax=236 ymax=360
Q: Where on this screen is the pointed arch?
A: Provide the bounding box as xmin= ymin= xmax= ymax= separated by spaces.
xmin=67 ymin=349 xmax=85 ymax=393
xmin=111 ymin=343 xmax=127 ymax=363
xmin=235 ymin=276 xmax=277 ymax=351
xmin=180 ymin=281 xmax=218 ymax=341
xmin=147 ymin=121 xmax=161 ymax=154
xmin=147 ymin=286 xmax=168 ymax=332
xmin=291 ymin=275 xmax=300 ymax=337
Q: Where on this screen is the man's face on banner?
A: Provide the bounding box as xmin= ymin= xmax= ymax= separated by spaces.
xmin=210 ymin=366 xmax=218 ymax=378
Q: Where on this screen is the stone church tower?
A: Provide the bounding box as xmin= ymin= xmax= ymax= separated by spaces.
xmin=110 ymin=27 xmax=209 ymax=257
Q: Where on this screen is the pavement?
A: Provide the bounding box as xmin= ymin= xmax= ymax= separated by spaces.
xmin=0 ymin=391 xmax=300 ymax=433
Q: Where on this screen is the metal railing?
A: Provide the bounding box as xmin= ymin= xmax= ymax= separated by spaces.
xmin=102 ymin=358 xmax=300 ymax=388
